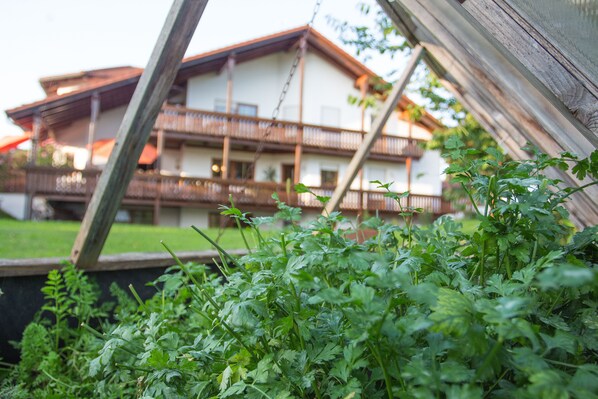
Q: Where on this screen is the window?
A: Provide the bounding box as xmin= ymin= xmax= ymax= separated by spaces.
xmin=321 ymin=170 xmax=338 ymax=187
xmin=321 ymin=106 xmax=341 ymax=127
xmin=211 ymin=159 xmax=222 ymax=178
xmin=231 ymin=161 xmax=254 ymax=180
xmin=214 ymin=100 xmax=258 ymax=117
xmin=237 ymin=103 xmax=258 ymax=117
xmin=214 ymin=100 xmax=226 ymax=113
xmin=281 ymin=164 xmax=295 ymax=183
xmin=211 ymin=159 xmax=254 ymax=180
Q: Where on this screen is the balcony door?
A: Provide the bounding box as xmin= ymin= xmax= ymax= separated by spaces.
xmin=281 ymin=164 xmax=294 ymax=183
xmin=212 ymin=158 xmax=254 ymax=180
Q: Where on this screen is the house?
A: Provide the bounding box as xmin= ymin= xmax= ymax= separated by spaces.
xmin=1 ymin=26 xmax=449 ymax=227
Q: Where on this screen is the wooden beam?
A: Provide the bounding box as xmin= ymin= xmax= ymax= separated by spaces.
xmin=464 ymin=0 xmax=598 ymax=134
xmin=379 ymin=0 xmax=598 ymax=226
xmin=323 ymin=45 xmax=424 ymax=215
xmin=25 ymin=113 xmax=42 ymax=220
xmin=155 ymin=129 xmax=165 ymax=172
xmin=86 ymin=92 xmax=100 ymax=168
xmin=400 ymin=0 xmax=596 ymax=153
xmin=358 ymin=74 xmax=369 ymax=216
xmin=28 ymin=114 xmax=41 ymax=166
xmin=71 ymin=0 xmax=209 ymax=268
xmin=222 ymin=55 xmax=235 ymax=179
xmin=1 ymin=249 xmax=248 ymax=278
xmin=294 ymin=37 xmax=307 ymax=184
xmin=153 ymin=129 xmax=165 ymax=226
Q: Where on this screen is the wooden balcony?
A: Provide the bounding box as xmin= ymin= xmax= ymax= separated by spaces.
xmin=154 ymin=106 xmax=426 ymax=159
xmin=3 ymin=167 xmax=452 ymax=216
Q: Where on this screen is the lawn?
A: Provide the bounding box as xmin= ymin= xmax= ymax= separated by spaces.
xmin=0 ymin=216 xmax=480 ymax=259
xmin=0 ymin=220 xmax=251 ymax=259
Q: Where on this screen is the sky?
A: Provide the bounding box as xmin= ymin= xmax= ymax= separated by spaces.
xmin=0 ymin=0 xmax=411 ymax=138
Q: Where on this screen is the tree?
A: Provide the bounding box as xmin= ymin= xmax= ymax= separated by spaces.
xmin=329 ymin=1 xmax=504 ymax=204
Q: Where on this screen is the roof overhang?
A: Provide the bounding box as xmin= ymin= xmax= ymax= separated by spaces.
xmin=377 ymin=0 xmax=598 ymax=227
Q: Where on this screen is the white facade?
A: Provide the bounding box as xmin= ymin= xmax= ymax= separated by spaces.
xmin=43 ymin=43 xmax=443 ymax=228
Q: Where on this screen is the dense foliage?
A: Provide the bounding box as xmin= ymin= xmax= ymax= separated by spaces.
xmin=1 ymin=148 xmax=597 ymax=398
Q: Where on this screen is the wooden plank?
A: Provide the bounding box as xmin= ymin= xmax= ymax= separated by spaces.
xmin=429 ymin=44 xmax=598 ymax=225
xmin=399 ymin=0 xmax=597 ymax=152
xmin=294 ymin=37 xmax=307 ymax=184
xmin=323 ymin=45 xmax=424 ymax=215
xmin=379 ymin=0 xmax=598 ymax=226
xmin=222 ymin=55 xmax=235 ymax=179
xmin=464 ymin=0 xmax=598 ymax=133
xmin=71 ymin=0 xmax=209 ymax=268
xmin=0 ymin=249 xmax=247 ymax=278
xmin=28 ymin=114 xmax=41 ymax=166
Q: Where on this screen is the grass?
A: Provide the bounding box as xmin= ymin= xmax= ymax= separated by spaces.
xmin=0 ymin=216 xmax=481 ymax=260
xmin=459 ymin=218 xmax=480 ymax=235
xmin=0 ymin=220 xmax=253 ymax=259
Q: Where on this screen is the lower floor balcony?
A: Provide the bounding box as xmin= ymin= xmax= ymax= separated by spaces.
xmin=1 ymin=167 xmax=452 ymax=218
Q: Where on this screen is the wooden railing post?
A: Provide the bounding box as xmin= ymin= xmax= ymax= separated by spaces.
xmin=153 ymin=174 xmax=162 ymax=225
xmin=294 ymin=125 xmax=303 ymax=184
xmin=24 ymin=168 xmax=35 ymax=220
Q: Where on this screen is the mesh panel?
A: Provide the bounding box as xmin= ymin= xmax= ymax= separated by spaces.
xmin=506 ymin=0 xmax=598 ymax=79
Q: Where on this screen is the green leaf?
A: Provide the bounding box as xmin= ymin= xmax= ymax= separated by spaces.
xmin=536 ymin=264 xmax=595 ymax=290
xmin=429 ymin=288 xmax=474 ymax=336
xmin=309 ymin=343 xmax=342 ymax=364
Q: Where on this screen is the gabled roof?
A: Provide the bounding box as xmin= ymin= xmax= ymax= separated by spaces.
xmin=39 ymin=66 xmax=144 ymax=96
xmin=378 ymin=0 xmax=597 ymax=226
xmin=6 ymin=26 xmax=440 ymax=131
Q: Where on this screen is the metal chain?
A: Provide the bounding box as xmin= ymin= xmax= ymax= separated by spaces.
xmin=215 ymin=0 xmax=322 ymax=242
xmin=246 ymin=0 xmax=323 ymax=179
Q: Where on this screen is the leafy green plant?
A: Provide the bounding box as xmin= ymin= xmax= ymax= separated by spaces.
xmin=2 ymin=149 xmax=597 ymax=399
xmin=1 ymin=263 xmax=110 ymax=398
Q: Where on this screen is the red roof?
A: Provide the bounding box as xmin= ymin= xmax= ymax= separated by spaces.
xmin=0 ymin=133 xmax=30 ymax=153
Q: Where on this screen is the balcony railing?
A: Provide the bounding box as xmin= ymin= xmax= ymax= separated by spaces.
xmin=154 ymin=106 xmax=426 ymax=159
xmin=3 ymin=167 xmax=451 ymax=215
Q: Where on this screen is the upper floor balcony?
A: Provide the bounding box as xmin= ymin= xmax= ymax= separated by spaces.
xmin=154 ymin=106 xmax=426 ymax=160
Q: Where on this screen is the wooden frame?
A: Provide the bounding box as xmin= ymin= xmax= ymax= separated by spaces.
xmin=71 ymin=0 xmax=209 ymax=268
xmin=377 ymin=0 xmax=598 ymax=226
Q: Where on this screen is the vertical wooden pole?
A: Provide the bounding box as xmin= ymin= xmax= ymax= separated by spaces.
xmin=29 ymin=113 xmax=41 ymax=166
xmin=294 ymin=37 xmax=307 ymax=184
xmin=86 ymin=92 xmax=100 ymax=168
xmin=153 ymin=129 xmax=165 ymax=225
xmin=406 ymin=116 xmax=413 ymax=207
xmin=324 ymin=45 xmax=424 ymax=215
xmin=156 ymin=129 xmax=165 ymax=172
xmin=222 ymin=55 xmax=235 ymax=180
xmin=153 ymin=175 xmax=162 ymax=226
xmin=357 ymin=74 xmax=369 ymax=218
xmin=26 ymin=113 xmax=42 ymax=220
xmin=71 ymin=0 xmax=209 ymax=268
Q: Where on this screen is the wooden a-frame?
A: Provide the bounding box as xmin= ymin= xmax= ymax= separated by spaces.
xmin=71 ymin=0 xmax=209 ymax=268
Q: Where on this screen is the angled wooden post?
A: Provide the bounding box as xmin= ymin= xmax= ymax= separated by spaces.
xmin=294 ymin=37 xmax=307 ymax=184
xmin=323 ymin=45 xmax=424 ymax=215
xmin=71 ymin=0 xmax=209 ymax=268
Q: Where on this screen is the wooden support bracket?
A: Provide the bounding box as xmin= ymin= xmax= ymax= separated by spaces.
xmin=71 ymin=0 xmax=209 ymax=268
